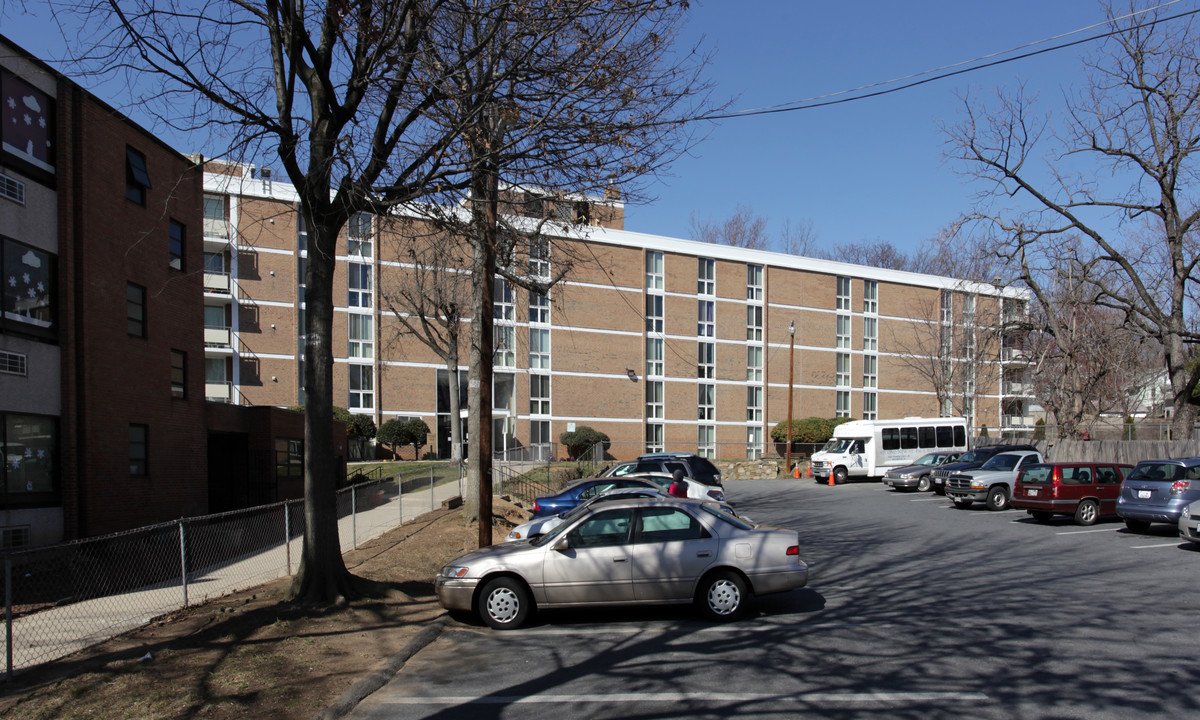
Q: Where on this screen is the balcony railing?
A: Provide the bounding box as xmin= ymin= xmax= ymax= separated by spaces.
xmin=205 ymin=381 xmax=232 ymax=402
xmin=1002 ymin=414 xmax=1034 ymax=427
xmin=1003 ymin=380 xmax=1029 ymax=395
xmin=204 ymin=326 xmax=231 ymax=348
xmin=203 ymin=271 xmax=231 ymax=294
xmin=1002 ymin=347 xmax=1028 ymax=363
xmin=203 ymin=217 xmax=229 ymax=239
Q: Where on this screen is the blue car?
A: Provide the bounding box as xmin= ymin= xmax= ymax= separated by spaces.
xmin=530 ymin=478 xmax=660 ymax=518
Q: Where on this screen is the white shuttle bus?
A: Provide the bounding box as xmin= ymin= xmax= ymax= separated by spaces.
xmin=809 ymin=417 xmax=968 ymax=484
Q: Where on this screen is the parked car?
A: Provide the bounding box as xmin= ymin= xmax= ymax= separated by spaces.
xmin=529 ymin=477 xmax=660 ymax=519
xmin=619 ymin=471 xmax=727 ymax=503
xmin=601 ymin=452 xmax=723 ymax=488
xmin=1178 ymin=499 xmax=1200 ymax=545
xmin=930 ymin=444 xmax=1041 ymax=495
xmin=436 ymin=497 xmax=808 ymax=629
xmin=507 ymin=487 xmax=737 ymax=542
xmin=1012 ymin=462 xmax=1133 ymax=525
xmin=1116 ymin=457 xmax=1200 ymax=532
xmin=945 ymin=450 xmax=1044 ymax=511
xmin=882 ymin=452 xmax=961 ymax=492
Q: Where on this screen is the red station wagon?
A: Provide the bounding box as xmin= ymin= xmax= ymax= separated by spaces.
xmin=1012 ymin=462 xmax=1134 ymax=526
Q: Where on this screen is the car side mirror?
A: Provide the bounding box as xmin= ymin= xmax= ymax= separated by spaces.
xmin=552 ymin=536 xmax=570 ymax=552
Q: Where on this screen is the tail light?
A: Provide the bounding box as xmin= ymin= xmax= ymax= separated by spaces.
xmin=1171 ymin=480 xmax=1191 ymax=495
xmin=786 ymin=546 xmax=799 ymax=556
xmin=1052 ymin=467 xmax=1060 ymax=499
xmin=533 ymin=499 xmax=541 ymax=512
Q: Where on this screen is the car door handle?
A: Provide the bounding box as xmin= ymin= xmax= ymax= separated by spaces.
xmin=696 ymin=551 xmax=711 ymax=558
xmin=613 ymin=556 xmax=627 ymax=563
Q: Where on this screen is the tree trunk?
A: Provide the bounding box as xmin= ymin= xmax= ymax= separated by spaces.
xmin=466 ymin=158 xmax=498 ymax=547
xmin=288 ymin=222 xmax=355 ymax=602
xmin=447 ymin=348 xmax=463 ymax=462
xmin=1164 ymin=333 xmax=1198 ymax=440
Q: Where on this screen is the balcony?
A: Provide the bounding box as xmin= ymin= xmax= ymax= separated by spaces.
xmin=1002 ymin=414 xmax=1034 ymax=428
xmin=1002 ymin=347 xmax=1029 ymax=363
xmin=1003 ymin=380 xmax=1029 ymax=395
xmin=203 ymin=218 xmax=230 ymax=251
xmin=204 ymin=325 xmax=231 ymax=349
xmin=203 ymin=270 xmax=231 ymax=296
xmin=205 ymin=381 xmax=232 ymax=402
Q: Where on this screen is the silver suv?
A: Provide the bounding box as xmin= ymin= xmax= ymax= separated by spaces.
xmin=602 ymin=453 xmax=723 ymax=488
xmin=945 ymin=450 xmax=1044 ymax=511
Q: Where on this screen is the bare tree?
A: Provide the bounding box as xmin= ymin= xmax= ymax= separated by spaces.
xmin=689 ymin=203 xmax=771 ymax=250
xmin=946 ymin=2 xmax=1200 ymax=438
xmin=779 ymin=218 xmax=820 ymax=256
xmin=61 ymin=0 xmax=712 ymax=598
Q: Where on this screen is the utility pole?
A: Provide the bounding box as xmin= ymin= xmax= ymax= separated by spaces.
xmin=786 ymin=320 xmax=795 ymax=474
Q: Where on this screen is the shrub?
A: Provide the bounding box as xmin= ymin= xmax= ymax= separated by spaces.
xmin=559 ymin=425 xmax=610 ymax=458
xmin=377 ymin=417 xmax=430 ymax=457
xmin=1124 ymin=415 xmax=1137 ymax=441
xmin=1033 ymin=418 xmax=1045 ymax=441
xmin=770 ymin=417 xmax=850 ymax=444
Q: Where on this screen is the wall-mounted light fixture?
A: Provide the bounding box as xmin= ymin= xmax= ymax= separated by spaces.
xmin=626 ymin=369 xmax=638 ymax=382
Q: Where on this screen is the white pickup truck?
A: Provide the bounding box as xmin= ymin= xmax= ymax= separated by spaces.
xmin=944 ymin=450 xmax=1044 ymax=511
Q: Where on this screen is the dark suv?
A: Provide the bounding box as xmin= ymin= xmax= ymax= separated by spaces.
xmin=601 ymin=452 xmax=723 ymax=487
xmin=930 ymin=444 xmax=1041 ymax=495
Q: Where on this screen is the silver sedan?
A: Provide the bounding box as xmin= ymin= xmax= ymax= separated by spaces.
xmin=436 ymin=498 xmax=808 ymax=629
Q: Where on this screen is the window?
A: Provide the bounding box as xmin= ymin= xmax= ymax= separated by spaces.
xmin=275 ymin=438 xmax=303 ymax=481
xmin=863 ymin=316 xmax=877 ymax=351
xmin=348 ymin=364 xmax=373 ymax=409
xmin=204 ymin=251 xmax=225 ymax=274
xmin=698 ymin=425 xmax=715 ymax=459
xmin=836 ymin=314 xmax=851 ymax=349
xmin=531 ymin=420 xmax=551 ymax=452
xmin=645 ymin=294 xmax=663 ymax=334
xmin=568 ymin=508 xmax=634 ymax=548
xmin=836 ymin=276 xmax=851 ymax=310
xmin=348 ymin=213 xmax=372 ymax=257
xmin=170 ymin=350 xmax=186 ymax=398
xmin=863 ymin=354 xmax=877 ymax=388
xmin=746 ymin=385 xmax=763 ymax=422
xmin=941 ymin=290 xmax=953 ymax=324
xmin=494 ymin=278 xmax=514 ymax=321
xmin=882 ymin=428 xmax=900 ymax=450
xmin=168 ymin=220 xmax=185 ymax=271
xmin=125 ymin=146 xmax=150 ymax=205
xmin=0 ymin=350 xmax=27 ymax=376
xmin=646 ymin=338 xmax=663 ymax=377
xmin=0 ymin=172 xmax=24 ymax=205
xmin=747 ymin=345 xmax=762 ymax=382
xmin=494 ymin=325 xmax=515 ymax=367
xmin=747 ymin=264 xmax=763 ymax=301
xmin=529 ymin=327 xmax=550 ymax=369
xmin=530 ymin=374 xmax=551 ymax=415
xmin=1 ymin=69 xmax=55 ymax=176
xmin=530 ymin=292 xmax=550 ymax=324
xmin=129 ymin=424 xmax=148 ymax=475
xmin=863 ymin=280 xmax=878 ymax=314
xmin=203 ymin=195 xmax=225 ymax=238
xmin=348 ymin=313 xmax=373 ymax=358
xmin=698 ymin=300 xmax=714 ymax=337
xmin=645 ymin=423 xmax=664 ymax=453
xmin=646 ymin=380 xmax=664 ymax=419
xmin=205 ymin=357 xmax=227 ymax=384
xmin=836 ymin=353 xmax=851 ymax=387
xmin=2 ymin=237 xmax=56 ymax=337
xmin=746 ymin=426 xmax=763 ymax=459
xmin=836 ymin=390 xmax=851 ymax=418
xmin=127 ymin=283 xmax=146 ymax=338
xmin=529 ymin=238 xmax=550 ymax=278
xmin=699 ymin=383 xmax=715 ymax=421
xmin=698 ymin=342 xmax=715 ymax=380
xmin=637 ymin=507 xmax=708 ymax=543
xmin=494 ymin=372 xmax=515 ymax=413
xmin=348 ymin=263 xmax=371 ymax=307
xmin=863 ymin=392 xmax=877 ymax=420
xmin=698 ymin=258 xmax=715 ymax=295
xmin=1 ymin=413 xmax=58 ymax=505
xmin=646 ymin=251 xmax=664 ymax=290
xmin=963 ymin=292 xmax=975 ymax=326
xmin=746 ymin=305 xmax=763 ymax=341
xmin=297 ymin=213 xmax=308 ymax=253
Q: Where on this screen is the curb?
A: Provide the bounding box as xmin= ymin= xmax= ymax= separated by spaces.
xmin=314 ymin=615 xmax=451 ymax=720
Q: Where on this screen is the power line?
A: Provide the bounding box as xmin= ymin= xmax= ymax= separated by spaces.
xmin=700 ymin=2 xmax=1200 ymax=122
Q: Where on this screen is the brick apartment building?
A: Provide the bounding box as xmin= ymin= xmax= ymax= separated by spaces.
xmin=1 ymin=37 xmax=344 ymax=547
xmin=202 ymin=163 xmax=1033 ymax=462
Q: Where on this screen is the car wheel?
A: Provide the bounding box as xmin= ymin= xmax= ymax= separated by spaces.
xmin=986 ymin=486 xmax=1010 ymax=511
xmin=1124 ymin=518 xmax=1152 ymax=533
xmin=1074 ymin=499 xmax=1099 ymax=526
xmin=917 ymin=475 xmax=932 ymax=492
xmin=833 ymin=467 xmax=848 ymax=485
xmin=697 ymin=570 xmax=748 ymax=622
xmin=1030 ymin=511 xmax=1053 ymax=523
xmin=479 ymin=576 xmax=533 ymax=630
xmin=952 ymin=498 xmax=972 ymax=509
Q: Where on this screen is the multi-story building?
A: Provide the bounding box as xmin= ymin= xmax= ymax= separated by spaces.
xmin=203 ymin=163 xmax=1032 ymax=461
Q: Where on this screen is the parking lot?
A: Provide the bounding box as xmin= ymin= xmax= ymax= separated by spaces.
xmin=349 ymin=477 xmax=1200 ymax=720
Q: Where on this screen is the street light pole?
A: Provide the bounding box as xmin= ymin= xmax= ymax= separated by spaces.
xmin=786 ymin=320 xmax=795 ymax=475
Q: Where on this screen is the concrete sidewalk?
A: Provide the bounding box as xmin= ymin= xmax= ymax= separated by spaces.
xmin=6 ymin=477 xmax=463 ymax=675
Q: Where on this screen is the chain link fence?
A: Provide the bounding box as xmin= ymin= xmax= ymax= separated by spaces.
xmin=2 ymin=466 xmax=464 ymax=679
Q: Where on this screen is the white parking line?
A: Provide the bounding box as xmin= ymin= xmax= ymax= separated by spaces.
xmin=1055 ymin=527 xmax=1120 ymax=535
xmin=381 ymin=691 xmax=991 ymax=706
xmin=910 ymin=497 xmax=943 ymax=502
xmin=1130 ymin=542 xmax=1184 ymax=549
xmin=513 ymin=620 xmax=884 ymax=636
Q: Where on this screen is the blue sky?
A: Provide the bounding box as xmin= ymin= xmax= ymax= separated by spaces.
xmin=4 ymin=0 xmax=1189 ymax=255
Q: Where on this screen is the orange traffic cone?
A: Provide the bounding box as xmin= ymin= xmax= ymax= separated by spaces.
xmin=806 ymin=465 xmax=811 ymax=478
xmin=793 ymin=465 xmax=800 ymax=479
xmin=828 ymin=473 xmax=836 ymax=486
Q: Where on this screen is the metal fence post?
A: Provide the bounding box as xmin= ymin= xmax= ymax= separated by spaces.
xmin=284 ymin=502 xmax=292 ymax=576
xmin=351 ymin=485 xmax=358 ymax=550
xmin=6 ymin=555 xmax=12 ymax=681
xmin=429 ymin=467 xmax=435 ymax=512
xmin=179 ymin=520 xmax=189 ymax=608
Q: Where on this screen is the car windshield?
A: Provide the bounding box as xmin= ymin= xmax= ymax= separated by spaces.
xmin=820 ymin=438 xmax=857 ymax=454
xmin=913 ymin=453 xmax=943 ymax=467
xmin=979 ymin=454 xmax=1022 ymax=471
xmin=957 ymin=449 xmax=991 ymax=463
xmin=699 ymin=504 xmax=753 ymax=530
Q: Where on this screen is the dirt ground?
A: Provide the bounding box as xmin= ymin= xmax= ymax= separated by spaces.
xmin=0 ymin=497 xmax=531 ymax=720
